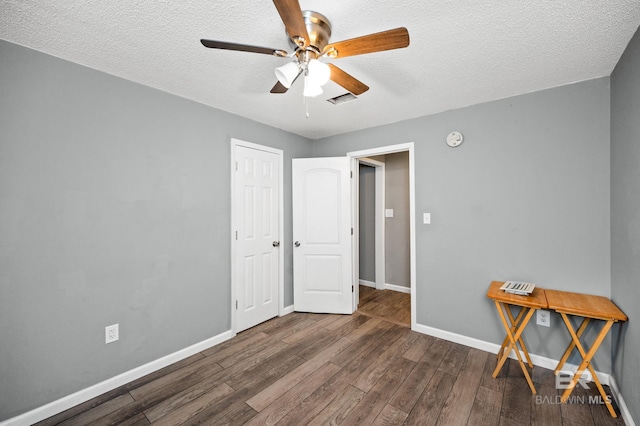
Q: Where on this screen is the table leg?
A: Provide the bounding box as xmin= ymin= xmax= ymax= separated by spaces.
xmin=492 ymin=300 xmax=537 ymax=394
xmin=554 ymin=317 xmax=590 ymax=374
xmin=502 ymin=307 xmax=533 ymax=368
xmin=558 ymin=313 xmax=617 ymax=418
xmin=497 ymin=306 xmax=527 ymax=359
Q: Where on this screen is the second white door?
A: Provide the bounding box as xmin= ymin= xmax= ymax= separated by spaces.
xmin=293 ymin=157 xmax=353 ymax=314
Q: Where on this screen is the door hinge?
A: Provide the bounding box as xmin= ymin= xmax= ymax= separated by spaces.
xmin=351 ymin=227 xmax=353 ymax=235
xmin=235 ymin=161 xmax=238 ymax=171
xmin=350 ymin=171 xmax=353 ymax=178
xmin=352 ymin=285 xmax=354 ymax=293
xmin=236 ymin=300 xmax=238 ymax=309
xmin=235 ymin=231 xmax=238 ymax=240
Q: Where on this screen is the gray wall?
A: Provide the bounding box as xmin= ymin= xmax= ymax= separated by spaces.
xmin=313 ymin=78 xmax=612 ymax=370
xmin=358 ymin=165 xmax=376 ymax=282
xmin=611 ymin=27 xmax=640 ymax=422
xmin=384 ymin=152 xmax=410 ymax=288
xmin=0 ymin=40 xmax=312 ymax=420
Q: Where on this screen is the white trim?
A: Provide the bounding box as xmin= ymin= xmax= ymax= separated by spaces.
xmin=408 ymin=147 xmax=416 ymax=331
xmin=348 ymin=143 xmax=415 ymax=158
xmin=359 ymin=280 xmax=410 ymax=294
xmin=351 ymin=157 xmax=360 ymax=312
xmin=347 ymin=143 xmax=416 ymax=331
xmin=357 ymin=158 xmax=386 ymax=291
xmin=230 ymin=140 xmax=238 ymax=333
xmin=375 ymin=164 xmax=385 ymax=291
xmin=609 ymin=375 xmax=636 ymax=426
xmin=0 ymin=330 xmax=234 ymax=426
xmin=280 ymin=305 xmax=295 ymax=316
xmin=230 ymin=139 xmax=284 ymax=333
xmin=414 ymin=323 xmax=499 ymax=355
xmin=385 ymin=283 xmax=411 ymax=294
xmin=359 ymin=279 xmax=376 ymax=288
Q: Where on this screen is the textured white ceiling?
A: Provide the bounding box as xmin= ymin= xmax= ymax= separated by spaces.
xmin=2 ymin=1 xmax=639 ymax=139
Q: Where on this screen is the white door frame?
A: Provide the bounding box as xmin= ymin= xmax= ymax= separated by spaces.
xmin=348 ymin=143 xmax=416 ymax=330
xmin=230 ymin=138 xmax=284 ymax=333
xmin=357 ymin=157 xmax=386 ymax=291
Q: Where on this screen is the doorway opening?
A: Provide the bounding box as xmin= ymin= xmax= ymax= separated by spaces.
xmin=349 ymin=143 xmax=416 ymax=329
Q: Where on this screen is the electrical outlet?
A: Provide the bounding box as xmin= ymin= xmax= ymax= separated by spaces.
xmin=105 ymin=324 xmax=119 ymax=344
xmin=536 ymin=310 xmax=550 ymax=327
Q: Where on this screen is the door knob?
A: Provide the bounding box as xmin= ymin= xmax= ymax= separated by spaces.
xmin=294 ymin=241 xmax=301 ymax=247
xmin=272 ymin=241 xmax=280 ymax=247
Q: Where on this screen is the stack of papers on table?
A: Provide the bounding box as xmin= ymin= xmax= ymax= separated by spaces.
xmin=500 ymin=281 xmax=536 ymax=295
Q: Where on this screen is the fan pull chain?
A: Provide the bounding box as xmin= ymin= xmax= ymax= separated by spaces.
xmin=304 ymin=92 xmax=310 ymax=118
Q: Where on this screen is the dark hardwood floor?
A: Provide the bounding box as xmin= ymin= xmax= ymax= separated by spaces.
xmin=38 ymin=287 xmax=625 ymax=425
xmin=358 ymin=285 xmax=410 ymax=327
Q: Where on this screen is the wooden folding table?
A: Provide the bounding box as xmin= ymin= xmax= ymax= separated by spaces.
xmin=545 ymin=289 xmax=627 ymax=418
xmin=487 ymin=281 xmax=548 ymax=394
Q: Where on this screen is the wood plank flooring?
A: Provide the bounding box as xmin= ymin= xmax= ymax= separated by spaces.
xmin=358 ymin=285 xmax=410 ymax=327
xmin=38 ymin=287 xmax=625 ymax=425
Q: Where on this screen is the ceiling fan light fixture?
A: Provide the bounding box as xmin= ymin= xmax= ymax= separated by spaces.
xmin=202 ymin=4 xmax=409 ymax=100
xmin=274 ymin=61 xmax=300 ymax=88
xmin=303 ymin=76 xmax=323 ymax=97
xmin=307 ymin=59 xmax=330 ymax=86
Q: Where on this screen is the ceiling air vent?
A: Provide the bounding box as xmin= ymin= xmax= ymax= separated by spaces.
xmin=327 ymin=93 xmax=357 ymax=105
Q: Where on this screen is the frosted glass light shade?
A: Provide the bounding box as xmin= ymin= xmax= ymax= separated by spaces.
xmin=303 ymin=76 xmax=323 ymax=97
xmin=274 ymin=62 xmax=300 ymax=88
xmin=307 ymin=59 xmax=330 ymax=86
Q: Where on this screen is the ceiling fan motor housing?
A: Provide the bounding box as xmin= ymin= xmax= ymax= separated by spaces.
xmin=287 ymin=10 xmax=332 ymax=55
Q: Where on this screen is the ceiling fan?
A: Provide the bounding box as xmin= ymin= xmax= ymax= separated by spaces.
xmin=200 ymin=0 xmax=410 ymax=98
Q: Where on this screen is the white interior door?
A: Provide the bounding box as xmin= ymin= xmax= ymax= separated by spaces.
xmin=293 ymin=157 xmax=353 ymax=314
xmin=234 ymin=144 xmax=280 ymax=332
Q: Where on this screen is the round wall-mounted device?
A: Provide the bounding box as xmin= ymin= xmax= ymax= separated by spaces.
xmin=446 ymin=131 xmax=464 ymax=147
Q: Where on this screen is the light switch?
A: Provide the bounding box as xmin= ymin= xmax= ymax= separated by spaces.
xmin=385 ymin=209 xmax=394 ymax=218
xmin=423 ymin=213 xmax=431 ymax=224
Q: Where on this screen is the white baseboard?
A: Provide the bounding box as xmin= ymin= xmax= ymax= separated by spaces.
xmin=1 ymin=330 xmax=235 ymax=426
xmin=608 ymin=375 xmax=636 ymax=426
xmin=412 ymin=322 xmax=638 ymax=422
xmin=413 ymin=323 xmax=500 ymax=355
xmin=358 ymin=280 xmax=411 ymax=294
xmin=359 ymin=279 xmax=376 ymax=288
xmin=384 ymin=283 xmax=411 ymax=294
xmin=281 ymin=305 xmax=295 ymax=316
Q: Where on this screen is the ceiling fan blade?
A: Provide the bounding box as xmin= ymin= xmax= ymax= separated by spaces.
xmin=272 ymin=0 xmax=310 ymax=48
xmin=323 ymin=27 xmax=410 ymax=59
xmin=270 ymin=81 xmax=289 ymax=94
xmin=328 ymin=64 xmax=369 ymax=95
xmin=201 ymin=39 xmax=288 ymax=57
